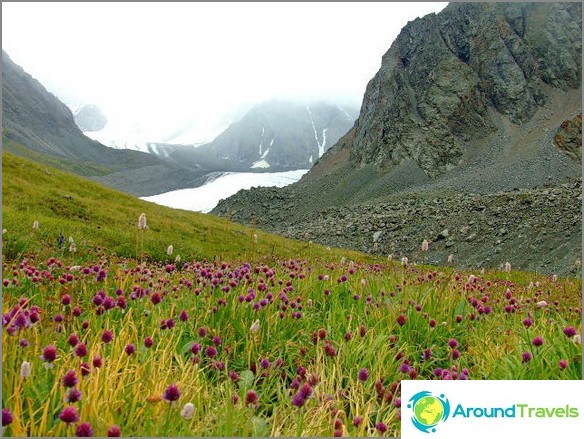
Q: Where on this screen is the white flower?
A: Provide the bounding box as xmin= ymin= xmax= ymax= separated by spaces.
xmin=421 ymin=239 xmax=430 ymax=252
xmin=360 ymin=279 xmax=367 ymax=286
xmin=252 ymin=234 xmax=258 ymax=244
xmin=69 ymin=242 xmax=77 ymax=253
xmin=138 ymin=213 xmax=147 ymax=230
xmin=573 ymin=334 xmax=581 ymax=345
xmin=447 ymin=254 xmax=454 ymax=264
xmin=175 ymin=255 xmax=181 ymax=263
xmin=20 ymin=361 xmax=31 ymax=379
xmin=401 ymin=257 xmax=409 ymax=266
xmin=387 ymin=254 xmax=393 ymax=261
xmin=2 ymin=229 xmax=7 ymax=234
xmin=68 ymin=236 xmax=75 ymax=244
xmin=551 ymin=274 xmax=558 ymax=282
xmin=167 ymin=245 xmax=174 ymax=256
xmin=180 ymin=402 xmax=195 ymax=419
xmin=340 ymin=257 xmax=346 ymax=265
xmin=326 ymin=246 xmax=331 ymax=251
xmin=323 ymin=275 xmax=330 ymax=281
xmin=32 ymin=220 xmax=39 ymax=230
xmin=250 ymin=319 xmax=260 ymax=333
xmin=536 ymin=300 xmax=548 ymax=308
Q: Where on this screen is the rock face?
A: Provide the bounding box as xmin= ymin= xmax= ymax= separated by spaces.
xmin=348 ymin=2 xmax=581 ymax=177
xmin=74 ymin=104 xmax=107 ymax=132
xmin=198 ymin=100 xmax=358 ymax=170
xmin=213 ymin=2 xmax=582 ymax=275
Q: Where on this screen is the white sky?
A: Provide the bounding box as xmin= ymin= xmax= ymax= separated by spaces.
xmin=2 ymin=2 xmax=448 ymax=143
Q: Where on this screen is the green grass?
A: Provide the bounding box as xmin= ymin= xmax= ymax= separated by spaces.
xmin=2 ymin=152 xmax=582 ymax=437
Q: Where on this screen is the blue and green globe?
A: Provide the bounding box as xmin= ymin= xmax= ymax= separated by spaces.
xmin=413 ymin=396 xmax=444 ymax=426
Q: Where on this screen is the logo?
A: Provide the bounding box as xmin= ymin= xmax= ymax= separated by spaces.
xmin=408 ymin=391 xmax=450 ymax=433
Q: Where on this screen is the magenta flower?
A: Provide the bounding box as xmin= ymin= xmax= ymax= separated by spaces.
xmin=522 ymin=352 xmax=532 ymax=363
xmin=448 ymin=339 xmax=459 ymax=349
xmin=559 ymin=359 xmax=568 ymax=370
xmin=376 ymin=422 xmax=388 ymax=433
xmin=2 ymin=408 xmax=13 ymax=426
xmin=59 ymin=406 xmax=80 ymax=423
xmin=76 ymin=421 xmax=93 ymax=437
xmin=65 ymin=388 xmax=82 ymax=403
xmin=260 ymin=358 xmax=270 ymax=369
xmin=92 ymin=355 xmax=103 ymax=368
xmin=563 ymin=326 xmax=578 ymax=338
xmin=61 ymin=294 xmax=71 ymax=306
xmin=62 ymin=370 xmax=79 ymax=387
xmin=397 ymin=314 xmax=406 ymax=326
xmin=101 ymin=330 xmax=114 ymax=344
xmin=124 ymin=344 xmax=136 ymax=355
xmin=191 ymin=343 xmax=202 ymax=355
xmin=245 ymin=389 xmax=258 ymax=406
xmin=532 ymin=336 xmax=544 ymax=347
xmin=41 ymin=345 xmax=57 ymax=363
xmin=163 ymin=384 xmax=180 ymax=402
xmin=353 ymin=416 xmax=363 ymax=426
xmin=357 ymin=368 xmax=369 ymax=382
xmin=68 ymin=333 xmax=80 ymax=347
xmin=144 ymin=337 xmax=153 ymax=348
xmin=523 ymin=318 xmax=532 ymax=328
xmin=80 ymin=362 xmax=91 ymax=376
xmin=75 ymin=343 xmax=88 ymax=358
xmin=179 ymin=310 xmax=189 ymax=321
xmin=107 ymin=425 xmax=121 ymax=437
xmin=205 ymin=346 xmax=218 ymax=358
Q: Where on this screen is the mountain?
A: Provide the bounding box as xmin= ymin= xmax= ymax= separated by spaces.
xmin=1 ymin=50 xmax=211 ymax=196
xmin=195 ymin=100 xmax=358 ymax=170
xmin=73 ymin=104 xmax=107 ymax=132
xmin=212 ymin=2 xmax=582 ymax=275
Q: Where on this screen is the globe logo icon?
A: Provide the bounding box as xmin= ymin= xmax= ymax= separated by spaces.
xmin=407 ymin=391 xmax=450 ymax=433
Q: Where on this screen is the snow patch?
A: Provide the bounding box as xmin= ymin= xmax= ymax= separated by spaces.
xmin=338 ymin=105 xmax=354 ymax=122
xmin=306 ymin=106 xmax=328 ymax=158
xmin=251 ymin=159 xmax=270 ymax=169
xmin=141 ymin=169 xmax=308 ymax=213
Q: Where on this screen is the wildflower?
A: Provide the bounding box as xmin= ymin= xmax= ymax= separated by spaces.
xmin=175 ymin=255 xmax=181 ymax=263
xmin=69 ymin=242 xmax=77 ymax=253
xmin=144 ymin=337 xmax=153 ymax=348
xmin=504 ymin=262 xmax=511 ymax=272
xmin=353 ymin=416 xmax=363 ymax=426
xmin=167 ymin=245 xmax=174 ymax=256
xmin=252 ymin=234 xmax=258 ymax=244
xmin=396 ymin=314 xmax=406 ymax=326
xmin=447 ymin=254 xmax=454 ymax=264
xmin=205 ymin=346 xmax=218 ymax=358
xmin=401 ymin=257 xmax=408 ymax=266
xmin=107 ymin=425 xmax=122 ymax=437
xmin=536 ymin=300 xmax=548 ymax=308
xmin=58 ymin=406 xmax=80 ymax=424
xmin=2 ymin=229 xmax=6 ymax=234
xmin=552 ymin=274 xmax=558 ymax=282
xmin=387 ymin=254 xmax=393 ymax=261
xmin=260 ymin=358 xmax=270 ymax=369
xmin=421 ymin=239 xmax=430 ymax=252
xmin=448 ymin=339 xmax=459 ymax=349
xmin=357 ymin=368 xmax=369 ymax=382
xmin=563 ymin=326 xmax=578 ymax=338
xmin=62 ymin=370 xmax=79 ymax=387
xmin=92 ymin=356 xmax=103 ymax=368
xmin=191 ymin=343 xmax=202 ymax=355
xmin=573 ymin=334 xmax=581 ymax=344
xmin=65 ymin=388 xmax=82 ymax=403
xmin=532 ymin=336 xmax=544 ymax=347
xmin=19 ymin=338 xmax=29 ymax=348
xmin=20 ymin=361 xmax=31 ymax=379
xmin=376 ymin=422 xmax=388 ymax=433
xmin=138 ymin=213 xmax=147 ymax=230
xmin=180 ymin=402 xmax=195 ymax=419
xmin=291 ymin=393 xmax=306 ymax=407
xmin=559 ymin=359 xmax=568 ymax=370
xmin=523 ymin=318 xmax=532 ymax=328
xmin=75 ymin=343 xmax=88 ymax=358
xmin=450 ymin=349 xmax=461 ymax=360
xmin=124 ymin=344 xmax=136 ymax=355
xmin=245 ymin=389 xmax=258 ymax=406
xmin=163 ymin=384 xmax=181 ymax=402
xmin=2 ymin=409 xmax=12 ymax=427
xmin=32 ymin=221 xmax=39 ymax=230
xmin=101 ymin=330 xmax=114 ymax=344
xmin=41 ymin=345 xmax=57 ymax=363
xmin=521 ymin=351 xmax=532 ymax=363
xmin=212 ymin=336 xmax=222 ymax=346
xmin=80 ymin=362 xmax=91 ymax=376
xmin=250 ymin=319 xmax=260 ymax=333
xmin=76 ymin=422 xmax=93 ymax=437
xmin=179 ymin=310 xmax=189 ymax=321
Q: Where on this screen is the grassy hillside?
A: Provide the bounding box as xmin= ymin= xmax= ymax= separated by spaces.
xmin=2 ymin=152 xmax=581 ymax=437
xmin=1 ymin=152 xmax=371 ymax=265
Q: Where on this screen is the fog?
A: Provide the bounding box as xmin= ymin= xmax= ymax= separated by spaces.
xmin=2 ymin=2 xmax=447 ymax=144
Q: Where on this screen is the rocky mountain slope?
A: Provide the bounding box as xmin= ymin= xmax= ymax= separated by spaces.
xmin=213 ymin=2 xmax=582 ymax=275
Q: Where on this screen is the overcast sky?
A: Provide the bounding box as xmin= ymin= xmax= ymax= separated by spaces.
xmin=2 ymin=2 xmax=448 ymax=143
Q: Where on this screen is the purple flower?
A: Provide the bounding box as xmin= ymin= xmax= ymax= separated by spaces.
xmin=19 ymin=338 xmax=29 ymax=348
xmin=92 ymin=356 xmax=103 ymax=368
xmin=299 ymin=383 xmax=313 ymax=399
xmin=357 ymin=368 xmax=369 ymax=382
xmin=291 ymin=393 xmax=306 ymax=407
xmin=66 ymin=388 xmax=82 ymax=403
xmin=523 ymin=318 xmax=532 ymax=328
xmin=80 ymin=362 xmax=91 ymax=376
xmin=450 ymin=349 xmax=461 ymax=360
xmin=179 ymin=310 xmax=189 ymax=321
xmin=229 ymin=371 xmax=240 ymax=382
xmin=353 ymin=416 xmax=363 ymax=426
xmin=62 ymin=370 xmax=79 ymax=387
xmin=59 ymin=406 xmax=80 ymax=423
xmin=2 ymin=408 xmax=13 ymax=426
xmin=559 ymin=359 xmax=568 ymax=370
xmin=41 ymin=345 xmax=57 ymax=363
xmin=107 ymin=425 xmax=121 ymax=437
xmin=124 ymin=344 xmax=136 ymax=355
xmin=448 ymin=338 xmax=459 ymax=349
xmin=212 ymin=336 xmax=222 ymax=346
xmin=68 ymin=333 xmax=80 ymax=347
xmin=144 ymin=337 xmax=153 ymax=348
xmin=376 ymin=422 xmax=388 ymax=433
xmin=75 ymin=343 xmax=88 ymax=358
xmin=101 ymin=330 xmax=114 ymax=344
xmin=191 ymin=343 xmax=202 ymax=355
xmin=260 ymin=358 xmax=270 ymax=369
xmin=399 ymin=362 xmax=411 ymax=373
xmin=76 ymin=422 xmax=93 ymax=437
xmin=397 ymin=314 xmax=406 ymax=326
xmin=245 ymin=389 xmax=258 ymax=406
xmin=163 ymin=383 xmax=180 ymax=402
xmin=532 ymin=336 xmax=544 ymax=347
xmin=198 ymin=327 xmax=207 ymax=337
xmin=563 ymin=326 xmax=578 ymax=338
xmin=205 ymin=346 xmax=218 ymax=358
xmin=522 ymin=351 xmax=532 ymax=363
